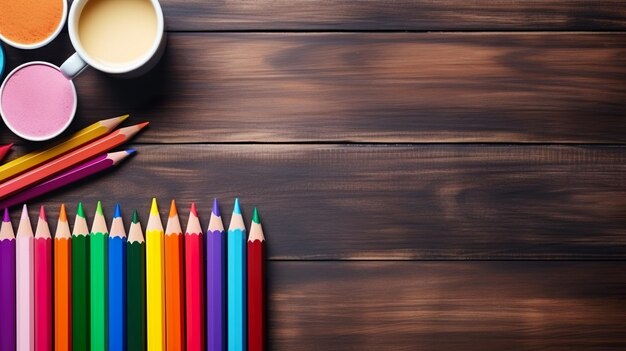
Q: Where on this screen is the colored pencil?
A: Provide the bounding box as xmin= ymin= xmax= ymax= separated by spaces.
xmin=207 ymin=198 xmax=226 ymax=351
xmin=16 ymin=204 xmax=34 ymax=351
xmin=54 ymin=204 xmax=72 ymax=351
xmin=248 ymin=208 xmax=266 ymax=351
xmin=0 ymin=149 xmax=136 ymax=209
xmin=0 ymin=122 xmax=148 ymax=199
xmin=0 ymin=143 xmax=12 ymax=162
xmin=146 ymin=198 xmax=165 ymax=351
xmin=34 ymin=206 xmax=53 ymax=351
xmin=0 ymin=115 xmax=128 ymax=182
xmin=109 ymin=204 xmax=127 ymax=351
xmin=228 ymin=198 xmax=247 ymax=351
xmin=0 ymin=208 xmax=16 ymax=350
xmin=90 ymin=201 xmax=109 ymax=351
xmin=127 ymin=210 xmax=146 ymax=351
xmin=185 ymin=203 xmax=204 ymax=351
xmin=165 ymin=200 xmax=185 ymax=351
xmin=72 ymin=202 xmax=90 ymax=351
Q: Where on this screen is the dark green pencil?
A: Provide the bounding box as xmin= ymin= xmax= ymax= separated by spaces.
xmin=127 ymin=210 xmax=147 ymax=351
xmin=72 ymin=202 xmax=90 ymax=351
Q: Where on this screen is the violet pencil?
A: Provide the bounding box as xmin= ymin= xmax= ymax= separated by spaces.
xmin=0 ymin=150 xmax=135 ymax=209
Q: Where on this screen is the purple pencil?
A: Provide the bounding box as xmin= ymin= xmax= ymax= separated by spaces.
xmin=0 ymin=150 xmax=135 ymax=209
xmin=207 ymin=199 xmax=226 ymax=351
xmin=0 ymin=208 xmax=16 ymax=350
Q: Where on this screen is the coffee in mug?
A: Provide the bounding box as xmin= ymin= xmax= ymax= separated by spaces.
xmin=62 ymin=0 xmax=165 ymax=78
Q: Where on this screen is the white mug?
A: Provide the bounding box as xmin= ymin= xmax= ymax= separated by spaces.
xmin=61 ymin=0 xmax=166 ymax=79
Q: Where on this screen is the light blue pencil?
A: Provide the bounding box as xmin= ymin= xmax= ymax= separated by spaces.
xmin=109 ymin=204 xmax=127 ymax=351
xmin=227 ymin=198 xmax=246 ymax=351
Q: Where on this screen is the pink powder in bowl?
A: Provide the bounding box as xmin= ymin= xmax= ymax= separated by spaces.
xmin=1 ymin=62 xmax=76 ymax=140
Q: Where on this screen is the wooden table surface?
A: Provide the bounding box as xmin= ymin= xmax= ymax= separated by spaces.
xmin=2 ymin=1 xmax=626 ymax=350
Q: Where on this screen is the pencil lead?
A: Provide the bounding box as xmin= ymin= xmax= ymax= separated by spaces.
xmin=59 ymin=204 xmax=67 ymax=222
xmin=233 ymin=198 xmax=241 ymax=215
xmin=39 ymin=205 xmax=46 ymax=220
xmin=212 ymin=198 xmax=221 ymax=217
xmin=114 ymin=203 xmax=122 ymax=218
xmin=132 ymin=209 xmax=139 ymax=224
xmin=96 ymin=201 xmax=104 ymax=215
xmin=21 ymin=204 xmax=28 ymax=220
xmin=3 ymin=208 xmax=9 ymax=222
xmin=150 ymin=198 xmax=159 ymax=215
xmin=190 ymin=202 xmax=198 ymax=217
xmin=169 ymin=200 xmax=177 ymax=217
xmin=252 ymin=208 xmax=260 ymax=224
xmin=77 ymin=202 xmax=85 ymax=218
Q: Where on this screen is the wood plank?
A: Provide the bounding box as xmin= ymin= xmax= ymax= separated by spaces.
xmin=5 ymin=144 xmax=626 ymax=260
xmin=268 ymin=261 xmax=626 ymax=350
xmin=3 ymin=33 xmax=626 ymax=144
xmin=158 ymin=0 xmax=626 ymax=31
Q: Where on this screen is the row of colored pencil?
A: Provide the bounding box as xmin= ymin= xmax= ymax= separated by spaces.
xmin=0 ymin=198 xmax=266 ymax=351
xmin=0 ymin=116 xmax=145 ymax=208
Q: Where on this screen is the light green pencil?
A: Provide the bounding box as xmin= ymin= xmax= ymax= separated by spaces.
xmin=90 ymin=201 xmax=109 ymax=351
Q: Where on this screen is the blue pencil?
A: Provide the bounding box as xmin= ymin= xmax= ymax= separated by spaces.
xmin=109 ymin=204 xmax=127 ymax=351
xmin=207 ymin=199 xmax=226 ymax=351
xmin=228 ymin=198 xmax=246 ymax=351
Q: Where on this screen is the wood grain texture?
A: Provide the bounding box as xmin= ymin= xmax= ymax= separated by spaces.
xmin=158 ymin=0 xmax=626 ymax=31
xmin=4 ymin=144 xmax=625 ymax=260
xmin=2 ymin=33 xmax=625 ymax=145
xmin=268 ymin=261 xmax=626 ymax=350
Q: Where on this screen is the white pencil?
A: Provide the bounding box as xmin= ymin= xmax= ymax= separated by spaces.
xmin=16 ymin=204 xmax=34 ymax=351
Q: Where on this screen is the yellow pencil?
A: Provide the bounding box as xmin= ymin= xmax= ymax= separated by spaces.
xmin=146 ymin=198 xmax=165 ymax=351
xmin=0 ymin=115 xmax=128 ymax=182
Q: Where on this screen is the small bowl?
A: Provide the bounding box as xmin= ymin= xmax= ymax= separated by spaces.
xmin=0 ymin=42 xmax=4 ymax=77
xmin=0 ymin=61 xmax=77 ymax=141
xmin=0 ymin=0 xmax=68 ymax=50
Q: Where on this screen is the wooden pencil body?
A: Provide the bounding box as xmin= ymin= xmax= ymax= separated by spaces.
xmin=90 ymin=233 xmax=108 ymax=351
xmin=16 ymin=235 xmax=34 ymax=351
xmin=247 ymin=240 xmax=265 ymax=351
xmin=127 ymin=241 xmax=146 ymax=351
xmin=72 ymin=235 xmax=89 ymax=351
xmin=165 ymin=233 xmax=185 ymax=351
xmin=185 ymin=233 xmax=205 ymax=351
xmin=0 ymin=239 xmax=16 ymax=350
xmin=146 ymin=229 xmax=165 ymax=351
xmin=109 ymin=236 xmax=127 ymax=351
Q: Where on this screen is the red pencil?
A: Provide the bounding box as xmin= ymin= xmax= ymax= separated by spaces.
xmin=34 ymin=206 xmax=52 ymax=351
xmin=247 ymin=208 xmax=265 ymax=351
xmin=185 ymin=203 xmax=204 ymax=351
xmin=0 ymin=144 xmax=12 ymax=162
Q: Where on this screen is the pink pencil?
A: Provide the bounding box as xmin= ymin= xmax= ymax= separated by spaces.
xmin=34 ymin=206 xmax=52 ymax=351
xmin=0 ymin=144 xmax=12 ymax=162
xmin=16 ymin=204 xmax=34 ymax=351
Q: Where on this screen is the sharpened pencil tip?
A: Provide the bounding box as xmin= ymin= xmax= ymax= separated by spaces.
xmin=212 ymin=198 xmax=220 ymax=216
xmin=39 ymin=206 xmax=46 ymax=220
xmin=138 ymin=121 xmax=150 ymax=129
xmin=169 ymin=200 xmax=177 ymax=217
xmin=21 ymin=204 xmax=28 ymax=220
xmin=126 ymin=148 xmax=136 ymax=155
xmin=233 ymin=198 xmax=241 ymax=215
xmin=252 ymin=207 xmax=260 ymax=224
xmin=132 ymin=209 xmax=139 ymax=224
xmin=3 ymin=208 xmax=9 ymax=222
xmin=190 ymin=202 xmax=198 ymax=217
xmin=77 ymin=202 xmax=85 ymax=218
xmin=59 ymin=204 xmax=67 ymax=222
xmin=114 ymin=203 xmax=122 ymax=218
xmin=96 ymin=201 xmax=104 ymax=216
xmin=150 ymin=198 xmax=159 ymax=215
xmin=119 ymin=114 xmax=130 ymax=122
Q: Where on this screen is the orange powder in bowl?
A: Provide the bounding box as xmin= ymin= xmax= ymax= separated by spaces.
xmin=0 ymin=0 xmax=64 ymax=45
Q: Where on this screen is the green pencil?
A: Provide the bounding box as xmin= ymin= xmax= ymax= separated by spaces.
xmin=90 ymin=201 xmax=109 ymax=351
xmin=72 ymin=202 xmax=90 ymax=351
xmin=127 ymin=209 xmax=147 ymax=351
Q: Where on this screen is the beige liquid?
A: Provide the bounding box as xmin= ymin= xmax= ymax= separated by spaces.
xmin=78 ymin=0 xmax=158 ymax=67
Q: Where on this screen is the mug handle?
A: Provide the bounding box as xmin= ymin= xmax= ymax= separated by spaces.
xmin=60 ymin=52 xmax=89 ymax=79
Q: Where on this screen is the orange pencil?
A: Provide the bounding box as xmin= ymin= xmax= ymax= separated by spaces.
xmin=164 ymin=200 xmax=185 ymax=351
xmin=54 ymin=204 xmax=72 ymax=351
xmin=0 ymin=123 xmax=148 ymax=199
xmin=34 ymin=206 xmax=52 ymax=351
